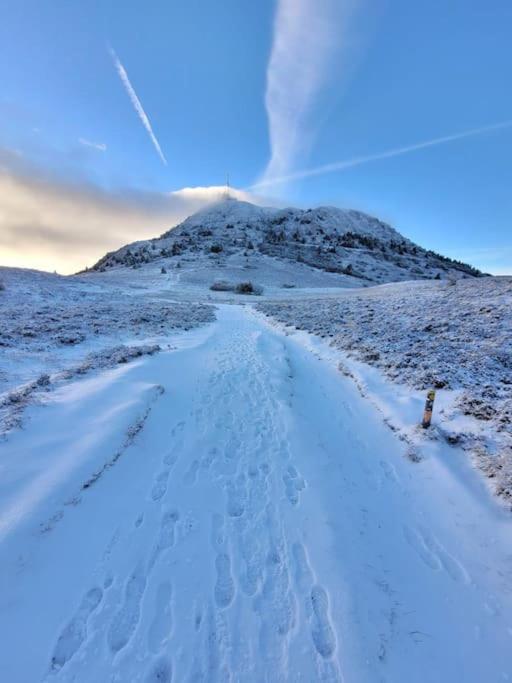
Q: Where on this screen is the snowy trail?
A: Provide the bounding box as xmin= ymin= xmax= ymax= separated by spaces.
xmin=1 ymin=305 xmax=511 ymax=682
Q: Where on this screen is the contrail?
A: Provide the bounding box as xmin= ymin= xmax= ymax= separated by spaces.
xmin=78 ymin=138 xmax=107 ymax=152
xmin=109 ymin=46 xmax=167 ymax=166
xmin=251 ymin=119 xmax=512 ymax=190
xmin=260 ymin=0 xmax=354 ymax=185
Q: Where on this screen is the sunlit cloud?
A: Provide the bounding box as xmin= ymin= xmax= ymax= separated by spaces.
xmin=252 ymin=119 xmax=512 ymax=190
xmin=261 ymin=0 xmax=358 ymax=186
xmin=109 ymin=46 xmax=167 ymax=166
xmin=170 ymin=185 xmax=255 ymax=203
xmin=0 ymin=155 xmax=263 ymax=274
xmin=78 ymin=138 xmax=107 ymax=152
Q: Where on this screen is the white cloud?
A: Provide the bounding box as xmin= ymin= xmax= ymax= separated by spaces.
xmin=78 ymin=138 xmax=107 ymax=152
xmin=170 ymin=185 xmax=255 ymax=203
xmin=109 ymin=46 xmax=167 ymax=166
xmin=0 ymin=156 xmax=263 ymax=274
xmin=261 ymin=0 xmax=357 ymax=185
xmin=252 ymin=119 xmax=512 ymax=190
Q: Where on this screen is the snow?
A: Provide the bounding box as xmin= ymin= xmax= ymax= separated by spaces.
xmin=1 ymin=199 xmax=511 ymax=681
xmin=91 ymin=198 xmax=483 ymax=286
xmin=257 ymin=276 xmax=512 ymax=503
xmin=0 ymin=266 xmax=214 ymax=434
xmin=1 ymin=304 xmax=512 ymax=682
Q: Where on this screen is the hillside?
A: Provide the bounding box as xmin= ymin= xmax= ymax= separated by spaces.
xmin=257 ymin=276 xmax=512 ymax=502
xmin=89 ymin=198 xmax=482 ymax=286
xmin=2 ymin=220 xmax=511 ymax=683
xmin=2 ymin=295 xmax=512 ymax=683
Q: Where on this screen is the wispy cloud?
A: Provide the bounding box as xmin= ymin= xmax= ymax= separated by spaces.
xmin=170 ymin=185 xmax=256 ymax=203
xmin=109 ymin=46 xmax=167 ymax=166
xmin=78 ymin=138 xmax=107 ymax=152
xmin=252 ymin=119 xmax=512 ymax=190
xmin=0 ymin=152 xmax=266 ymax=274
xmin=261 ymin=0 xmax=356 ymax=185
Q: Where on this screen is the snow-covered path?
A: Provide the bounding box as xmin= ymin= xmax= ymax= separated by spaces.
xmin=1 ymin=305 xmax=511 ymax=682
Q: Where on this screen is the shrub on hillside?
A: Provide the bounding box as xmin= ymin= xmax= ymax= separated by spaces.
xmin=210 ymin=280 xmax=235 ymax=292
xmin=235 ymin=281 xmax=263 ymax=295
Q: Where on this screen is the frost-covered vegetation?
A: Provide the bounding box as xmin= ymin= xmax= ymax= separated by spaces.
xmin=0 ymin=267 xmax=215 ymax=434
xmin=90 ymin=198 xmax=483 ymax=285
xmin=0 ymin=269 xmax=214 ymax=352
xmin=210 ymin=280 xmax=263 ymax=295
xmin=257 ymin=277 xmax=512 ymax=501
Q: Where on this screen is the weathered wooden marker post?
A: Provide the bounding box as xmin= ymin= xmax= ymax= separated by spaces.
xmin=422 ymin=390 xmax=436 ymax=428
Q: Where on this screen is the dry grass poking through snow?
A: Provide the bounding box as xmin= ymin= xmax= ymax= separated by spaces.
xmin=0 ymin=267 xmax=215 ymax=435
xmin=257 ymin=277 xmax=512 ymax=503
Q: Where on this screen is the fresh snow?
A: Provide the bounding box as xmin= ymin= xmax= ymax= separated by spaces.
xmin=1 ymin=305 xmax=512 ymax=682
xmin=257 ymin=276 xmax=512 ymax=503
xmin=91 ymin=198 xmax=483 ymax=286
xmin=0 ymin=267 xmax=214 ymax=433
xmin=1 ymin=199 xmax=511 ymax=682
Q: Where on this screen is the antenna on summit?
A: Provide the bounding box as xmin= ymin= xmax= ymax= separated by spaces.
xmin=224 ymin=172 xmax=233 ymax=200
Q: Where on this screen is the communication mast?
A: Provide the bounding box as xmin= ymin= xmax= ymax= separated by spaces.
xmin=224 ymin=173 xmax=233 ymax=200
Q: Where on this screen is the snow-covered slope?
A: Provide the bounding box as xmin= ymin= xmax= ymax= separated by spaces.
xmin=1 ymin=242 xmax=511 ymax=681
xmin=0 ymin=266 xmax=214 ymax=433
xmin=90 ymin=198 xmax=482 ymax=286
xmin=1 ymin=306 xmax=512 ymax=682
xmin=257 ymin=276 xmax=512 ymax=502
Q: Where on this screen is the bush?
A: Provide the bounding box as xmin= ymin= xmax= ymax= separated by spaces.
xmin=210 ymin=280 xmax=235 ymax=292
xmin=0 ymin=280 xmax=4 ymax=291
xmin=210 ymin=280 xmax=263 ymax=295
xmin=210 ymin=244 xmax=223 ymax=253
xmin=235 ymin=281 xmax=263 ymax=295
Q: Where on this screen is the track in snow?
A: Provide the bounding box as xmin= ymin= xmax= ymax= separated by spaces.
xmin=0 ymin=305 xmax=511 ymax=682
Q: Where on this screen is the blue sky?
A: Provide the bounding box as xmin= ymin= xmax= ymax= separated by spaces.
xmin=0 ymin=0 xmax=511 ymax=274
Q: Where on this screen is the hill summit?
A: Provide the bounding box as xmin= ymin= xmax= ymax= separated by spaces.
xmin=91 ymin=198 xmax=482 ymax=285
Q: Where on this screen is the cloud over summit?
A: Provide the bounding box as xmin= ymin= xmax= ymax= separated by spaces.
xmin=0 ymin=154 xmax=261 ymax=274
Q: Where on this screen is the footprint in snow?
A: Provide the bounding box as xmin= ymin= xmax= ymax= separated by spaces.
xmin=310 ymin=586 xmax=336 ymax=659
xmin=214 ymin=553 xmax=235 ymax=608
xmin=107 ymin=569 xmax=146 ymax=654
xmin=283 ymin=465 xmax=306 ymax=506
xmin=148 ymin=582 xmax=173 ymax=654
xmin=151 ymin=470 xmax=170 ymax=502
xmin=183 ymin=459 xmax=200 ymax=486
xmin=51 ymin=587 xmax=103 ymax=671
xmin=146 ymin=655 xmax=173 ymax=683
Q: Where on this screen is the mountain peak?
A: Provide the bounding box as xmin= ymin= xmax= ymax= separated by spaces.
xmin=90 ymin=200 xmax=482 ymax=286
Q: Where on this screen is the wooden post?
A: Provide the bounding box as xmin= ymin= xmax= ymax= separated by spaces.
xmin=422 ymin=390 xmax=436 ymax=428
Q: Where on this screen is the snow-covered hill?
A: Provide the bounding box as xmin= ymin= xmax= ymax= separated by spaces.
xmin=2 ymin=223 xmax=512 ymax=682
xmin=89 ymin=197 xmax=483 ymax=285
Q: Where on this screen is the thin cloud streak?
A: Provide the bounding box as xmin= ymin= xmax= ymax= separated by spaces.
xmin=78 ymin=138 xmax=107 ymax=152
xmin=252 ymin=119 xmax=512 ymax=190
xmin=261 ymin=0 xmax=354 ymax=185
xmin=109 ymin=46 xmax=167 ymax=166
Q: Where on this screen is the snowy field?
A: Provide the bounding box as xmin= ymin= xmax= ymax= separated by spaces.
xmin=0 ymin=267 xmax=214 ymax=433
xmin=1 ymin=305 xmax=512 ymax=682
xmin=257 ymin=277 xmax=512 ymax=504
xmin=87 ymin=250 xmax=365 ymax=298
xmin=1 ymin=264 xmax=512 ymax=682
